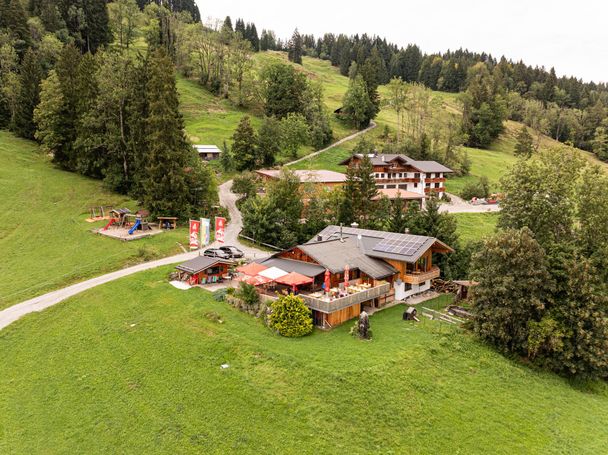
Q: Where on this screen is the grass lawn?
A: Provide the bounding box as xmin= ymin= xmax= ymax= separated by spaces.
xmin=0 ymin=131 xmax=187 ymax=310
xmin=1 ymin=267 xmax=607 ymax=454
xmin=454 ymin=212 xmax=499 ymax=244
xmin=178 ymin=51 xmax=357 ymax=168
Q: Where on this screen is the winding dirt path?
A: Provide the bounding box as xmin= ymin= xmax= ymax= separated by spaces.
xmin=285 ymin=121 xmax=377 ymax=166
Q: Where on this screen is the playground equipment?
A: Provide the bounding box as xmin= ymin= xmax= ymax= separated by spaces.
xmin=128 ymin=218 xmax=142 ymax=235
xmin=103 ymin=218 xmax=117 ymax=231
xmin=87 ymin=205 xmax=113 ymax=222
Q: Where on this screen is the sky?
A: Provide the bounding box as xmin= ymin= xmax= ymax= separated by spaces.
xmin=196 ymin=0 xmax=607 ymax=83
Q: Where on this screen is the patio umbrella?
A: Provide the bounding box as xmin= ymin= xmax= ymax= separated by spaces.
xmin=236 ymin=262 xmax=268 ymax=276
xmin=344 ymin=264 xmax=350 ymax=288
xmin=258 ymin=266 xmax=288 ymax=281
xmin=324 ymin=269 xmax=331 ymax=295
xmin=236 ymin=274 xmax=271 ymax=286
xmin=275 ymin=271 xmax=314 ymax=292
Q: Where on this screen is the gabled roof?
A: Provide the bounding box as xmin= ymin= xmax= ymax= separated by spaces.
xmin=339 ymin=153 xmax=453 ymax=173
xmin=176 ymin=256 xmax=233 ymax=274
xmin=296 ymin=237 xmax=398 ymax=279
xmin=311 ymin=225 xmax=454 ymax=264
xmin=256 ymin=169 xmax=347 ymax=183
xmin=194 ymin=145 xmax=221 ymax=154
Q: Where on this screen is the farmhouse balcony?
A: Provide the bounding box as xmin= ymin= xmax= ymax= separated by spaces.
xmin=402 ymin=266 xmax=440 ymax=285
xmin=301 ymin=281 xmax=391 ymax=313
xmin=424 ymin=177 xmax=446 ymax=183
xmin=424 ymin=187 xmax=445 ymax=193
xmin=375 ymin=177 xmax=420 ymax=184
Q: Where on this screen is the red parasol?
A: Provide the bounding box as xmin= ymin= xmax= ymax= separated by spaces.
xmin=324 ymin=269 xmax=331 ymax=294
xmin=344 ymin=264 xmax=350 ymax=288
xmin=275 ymin=271 xmax=314 ymax=290
xmin=236 ymin=274 xmax=271 ymax=286
xmin=237 ymin=262 xmax=268 ymax=276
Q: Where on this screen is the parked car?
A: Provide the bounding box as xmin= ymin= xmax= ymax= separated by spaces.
xmin=219 ymin=246 xmax=244 ymax=258
xmin=203 ymin=248 xmax=231 ymax=259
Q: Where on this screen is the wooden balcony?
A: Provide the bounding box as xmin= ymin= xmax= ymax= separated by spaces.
xmin=425 ymin=187 xmax=445 ymax=193
xmin=424 ymin=177 xmax=446 ymax=183
xmin=301 ymin=282 xmax=391 ymax=313
xmin=374 ymin=177 xmax=420 ymax=184
xmin=402 ymin=266 xmax=440 ymax=284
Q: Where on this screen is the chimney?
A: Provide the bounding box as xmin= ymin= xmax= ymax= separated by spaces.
xmin=316 ymin=235 xmax=323 ymax=242
xmin=339 ymin=223 xmax=344 ymax=242
xmin=381 ymin=155 xmax=385 ymax=162
xmin=404 ymin=228 xmax=410 ymax=234
xmin=351 ymin=222 xmax=359 ymax=229
xmin=373 ymin=148 xmax=378 ymax=157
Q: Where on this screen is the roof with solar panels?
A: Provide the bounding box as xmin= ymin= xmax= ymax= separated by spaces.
xmin=308 ymin=225 xmax=454 ymax=264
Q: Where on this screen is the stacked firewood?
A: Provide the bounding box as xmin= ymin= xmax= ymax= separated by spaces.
xmin=431 ymin=278 xmax=459 ymax=294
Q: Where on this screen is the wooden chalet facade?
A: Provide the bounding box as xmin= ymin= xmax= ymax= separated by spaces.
xmin=340 ymin=153 xmax=453 ymax=201
xmin=259 ymin=225 xmax=453 ymax=328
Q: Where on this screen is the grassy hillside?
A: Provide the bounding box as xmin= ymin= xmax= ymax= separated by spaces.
xmin=1 ymin=267 xmax=607 ymax=454
xmin=178 ymin=52 xmax=356 ymax=167
xmin=454 ymin=212 xmax=499 ymax=244
xmin=0 ymin=132 xmax=186 ymax=310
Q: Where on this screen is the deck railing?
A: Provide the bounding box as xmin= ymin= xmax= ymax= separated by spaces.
xmin=402 ymin=266 xmax=440 ymax=284
xmin=301 ymin=282 xmax=391 ymax=313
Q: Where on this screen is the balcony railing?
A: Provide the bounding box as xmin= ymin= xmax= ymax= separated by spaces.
xmin=402 ymin=266 xmax=440 ymax=284
xmin=301 ymin=282 xmax=391 ymax=313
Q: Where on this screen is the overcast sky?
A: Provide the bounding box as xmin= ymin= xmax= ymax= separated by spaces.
xmin=196 ymin=0 xmax=607 ymax=83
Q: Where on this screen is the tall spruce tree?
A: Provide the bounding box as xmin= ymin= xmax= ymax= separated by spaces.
xmin=141 ymin=49 xmax=200 ymax=217
xmin=287 ymin=28 xmax=303 ymax=64
xmin=13 ymin=49 xmax=43 ymax=139
xmin=53 ymin=43 xmax=82 ymax=170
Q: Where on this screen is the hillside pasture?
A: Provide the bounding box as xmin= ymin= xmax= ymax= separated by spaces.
xmin=1 ymin=267 xmax=607 ymax=454
xmin=0 ymin=132 xmax=186 ymax=310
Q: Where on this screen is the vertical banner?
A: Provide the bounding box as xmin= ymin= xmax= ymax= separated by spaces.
xmin=200 ymin=218 xmax=210 ymax=246
xmin=215 ymin=217 xmax=226 ymax=244
xmin=189 ymin=219 xmax=201 ymax=250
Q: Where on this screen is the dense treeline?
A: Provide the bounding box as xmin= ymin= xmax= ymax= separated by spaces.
xmin=0 ymin=1 xmax=215 ymax=218
xmin=471 ymin=150 xmax=608 ymax=379
xmin=287 ymin=30 xmax=608 ymax=158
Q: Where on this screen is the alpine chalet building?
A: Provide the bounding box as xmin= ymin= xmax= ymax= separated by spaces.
xmin=340 ymin=153 xmax=453 ymax=202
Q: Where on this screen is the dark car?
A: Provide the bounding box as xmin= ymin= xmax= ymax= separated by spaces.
xmin=219 ymin=246 xmax=244 ymax=258
xmin=203 ymin=248 xmax=231 ymax=259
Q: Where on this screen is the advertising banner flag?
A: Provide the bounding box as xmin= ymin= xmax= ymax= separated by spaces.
xmin=189 ymin=219 xmax=201 ymax=249
xmin=215 ymin=217 xmax=226 ymax=244
xmin=201 ymin=218 xmax=210 ymax=246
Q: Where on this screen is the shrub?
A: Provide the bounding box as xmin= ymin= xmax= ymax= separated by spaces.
xmin=236 ymin=282 xmax=260 ymax=306
xmin=460 ymin=176 xmax=490 ymax=200
xmin=268 ymin=294 xmax=313 ymax=337
xmin=213 ymin=288 xmax=229 ymax=302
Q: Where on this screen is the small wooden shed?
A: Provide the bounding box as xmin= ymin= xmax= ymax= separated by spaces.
xmin=453 ymin=280 xmax=479 ymax=301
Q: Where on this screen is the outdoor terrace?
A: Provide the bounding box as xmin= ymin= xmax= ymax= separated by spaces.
xmin=300 ymin=280 xmax=391 ymax=313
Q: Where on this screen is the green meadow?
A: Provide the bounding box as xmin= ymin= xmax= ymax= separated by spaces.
xmin=1 ymin=267 xmax=607 ymax=454
xmin=0 ymin=132 xmax=186 ymax=310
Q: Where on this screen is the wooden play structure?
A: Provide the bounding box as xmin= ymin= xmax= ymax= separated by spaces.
xmin=97 ymin=208 xmax=164 ymax=241
xmin=86 ymin=205 xmax=114 ymax=223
